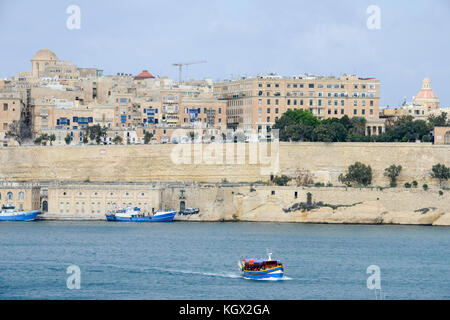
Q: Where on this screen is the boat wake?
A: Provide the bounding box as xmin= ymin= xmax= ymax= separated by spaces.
xmin=156 ymin=267 xmax=293 ymax=281
xmin=153 ymin=267 xmax=242 ymax=279
xmin=246 ymin=276 xmax=293 ymax=281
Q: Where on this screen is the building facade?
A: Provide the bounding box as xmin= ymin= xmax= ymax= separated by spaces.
xmin=214 ymin=74 xmax=381 ymax=131
xmin=0 ymin=182 xmax=41 ymax=211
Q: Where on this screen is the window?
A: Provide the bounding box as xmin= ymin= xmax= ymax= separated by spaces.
xmin=354 ymin=109 xmax=357 ymax=115
xmin=308 ymin=84 xmax=314 ymax=88
xmin=7 ymin=192 xmax=13 ymax=200
xmin=18 ymin=192 xmax=24 ymax=200
xmin=3 ymin=103 xmax=8 ymax=111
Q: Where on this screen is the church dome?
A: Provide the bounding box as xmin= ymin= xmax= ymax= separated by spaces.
xmin=32 ymin=49 xmax=58 ymax=61
xmin=413 ymin=78 xmax=440 ymax=109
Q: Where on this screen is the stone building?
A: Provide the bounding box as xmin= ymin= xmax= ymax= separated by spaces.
xmin=45 ymin=183 xmax=162 ymax=219
xmin=0 ymin=182 xmax=41 ymax=211
xmin=434 ymin=127 xmax=450 ymax=145
xmin=214 ymin=74 xmax=381 ymax=131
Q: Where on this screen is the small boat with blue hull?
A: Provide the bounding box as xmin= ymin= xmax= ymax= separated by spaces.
xmin=240 ymin=252 xmax=284 ymax=280
xmin=0 ymin=206 xmax=41 ymax=222
xmin=105 ymin=207 xmax=176 ymax=222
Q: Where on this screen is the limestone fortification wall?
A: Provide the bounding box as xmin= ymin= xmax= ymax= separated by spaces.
xmin=166 ymin=185 xmax=450 ymax=226
xmin=0 ymin=143 xmax=449 ymax=187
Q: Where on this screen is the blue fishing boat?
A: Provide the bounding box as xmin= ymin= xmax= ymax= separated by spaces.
xmin=105 ymin=206 xmax=176 ymax=222
xmin=240 ymin=252 xmax=284 ymax=280
xmin=0 ymin=205 xmax=41 ymax=222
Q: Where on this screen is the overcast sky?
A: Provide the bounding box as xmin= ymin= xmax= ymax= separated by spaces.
xmin=0 ymin=0 xmax=448 ymax=108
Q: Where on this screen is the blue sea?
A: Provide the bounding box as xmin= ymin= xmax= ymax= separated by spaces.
xmin=0 ymin=221 xmax=449 ymax=300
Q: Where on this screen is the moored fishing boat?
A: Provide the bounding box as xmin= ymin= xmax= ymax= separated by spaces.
xmin=105 ymin=206 xmax=176 ymax=222
xmin=0 ymin=205 xmax=41 ymax=222
xmin=240 ymin=252 xmax=284 ymax=280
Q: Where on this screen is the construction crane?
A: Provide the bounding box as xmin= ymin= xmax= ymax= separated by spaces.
xmin=172 ymin=61 xmax=206 ymax=82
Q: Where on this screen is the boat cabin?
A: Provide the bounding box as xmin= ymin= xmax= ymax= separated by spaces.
xmin=243 ymin=259 xmax=282 ymax=271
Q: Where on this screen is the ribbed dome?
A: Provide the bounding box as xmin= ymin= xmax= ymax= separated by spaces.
xmin=32 ymin=49 xmax=58 ymax=61
xmin=415 ymin=78 xmax=438 ymax=100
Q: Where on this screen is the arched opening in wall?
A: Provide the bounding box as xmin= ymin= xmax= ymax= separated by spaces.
xmin=445 ymin=131 xmax=450 ymax=145
xmin=180 ymin=201 xmax=186 ymax=212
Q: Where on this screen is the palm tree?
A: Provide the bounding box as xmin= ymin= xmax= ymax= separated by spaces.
xmin=49 ymin=134 xmax=56 ymax=146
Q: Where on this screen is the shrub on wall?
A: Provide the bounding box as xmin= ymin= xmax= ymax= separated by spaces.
xmin=339 ymin=162 xmax=373 ymax=187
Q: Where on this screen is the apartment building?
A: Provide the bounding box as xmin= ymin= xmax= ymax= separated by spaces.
xmin=214 ymin=74 xmax=381 ymax=131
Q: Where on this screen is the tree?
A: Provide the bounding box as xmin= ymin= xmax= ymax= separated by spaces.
xmin=313 ymin=122 xmax=347 ymax=142
xmin=187 ymin=131 xmax=195 ymax=142
xmin=350 ymin=117 xmax=367 ymax=136
xmin=84 ymin=125 xmax=108 ymax=145
xmin=428 ymin=112 xmax=447 ymax=128
xmin=112 ymin=135 xmax=123 ymax=145
xmin=34 ymin=133 xmax=50 ymax=146
xmin=384 ymin=165 xmax=402 ymax=187
xmin=64 ymin=134 xmax=72 ymax=145
xmin=144 ymin=131 xmax=154 ymax=144
xmin=283 ymin=109 xmax=320 ymax=127
xmin=431 ymin=164 xmax=450 ymax=187
xmin=6 ymin=120 xmax=33 ymax=145
xmin=339 ymin=162 xmax=373 ymax=187
xmin=49 ymin=134 xmax=56 ymax=146
xmin=272 ymin=175 xmax=292 ymax=186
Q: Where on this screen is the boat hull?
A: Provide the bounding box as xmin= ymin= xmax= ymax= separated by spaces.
xmin=0 ymin=210 xmax=41 ymax=222
xmin=242 ymin=266 xmax=284 ymax=280
xmin=105 ymin=211 xmax=176 ymax=222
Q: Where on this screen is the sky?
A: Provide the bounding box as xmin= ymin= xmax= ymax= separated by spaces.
xmin=0 ymin=0 xmax=449 ymax=108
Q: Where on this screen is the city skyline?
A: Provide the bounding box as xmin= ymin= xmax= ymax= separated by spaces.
xmin=1 ymin=0 xmax=449 ymax=108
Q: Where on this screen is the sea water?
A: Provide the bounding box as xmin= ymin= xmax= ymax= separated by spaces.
xmin=0 ymin=221 xmax=448 ymax=300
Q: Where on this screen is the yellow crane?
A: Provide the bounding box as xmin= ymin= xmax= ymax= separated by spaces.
xmin=172 ymin=61 xmax=206 ymax=82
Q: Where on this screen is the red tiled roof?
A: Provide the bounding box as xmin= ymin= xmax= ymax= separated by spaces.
xmin=134 ymin=70 xmax=155 ymax=80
